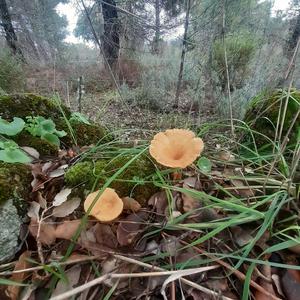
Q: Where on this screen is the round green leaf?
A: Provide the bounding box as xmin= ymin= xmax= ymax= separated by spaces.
xmin=197 ymin=157 xmax=212 ymax=173
xmin=0 ymin=117 xmax=25 ymax=136
xmin=0 ymin=148 xmax=31 ymax=163
xmin=41 ymin=119 xmax=56 ymax=133
xmin=42 ymin=132 xmax=60 ymax=146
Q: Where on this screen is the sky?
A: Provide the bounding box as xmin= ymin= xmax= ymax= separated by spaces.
xmin=57 ymin=0 xmax=291 ymax=44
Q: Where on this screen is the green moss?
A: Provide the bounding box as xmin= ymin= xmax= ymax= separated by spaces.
xmin=13 ymin=131 xmax=58 ymax=156
xmin=0 ymin=93 xmax=112 ymax=149
xmin=65 ymin=154 xmax=158 ymax=205
xmin=0 ymin=163 xmax=32 ymax=204
xmin=60 ymin=120 xmax=111 ymax=147
xmin=244 ymin=89 xmax=300 ymax=146
xmin=0 ymin=93 xmax=70 ymax=121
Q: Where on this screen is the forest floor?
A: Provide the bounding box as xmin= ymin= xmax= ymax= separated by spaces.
xmin=0 ymin=89 xmax=299 ymax=300
xmin=68 ymin=91 xmax=217 ymax=140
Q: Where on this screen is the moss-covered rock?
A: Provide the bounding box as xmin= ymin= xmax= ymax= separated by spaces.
xmin=0 ymin=93 xmax=70 ymax=120
xmin=0 ymin=93 xmax=111 ymax=149
xmin=65 ymin=154 xmax=158 ymax=205
xmin=244 ymin=89 xmax=300 ymax=146
xmin=0 ymin=163 xmax=32 ymax=204
xmin=14 ymin=131 xmax=59 ymax=156
xmin=60 ymin=120 xmax=111 ymax=147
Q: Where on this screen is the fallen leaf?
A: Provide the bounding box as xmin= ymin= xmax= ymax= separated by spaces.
xmin=55 ymin=219 xmax=81 ymax=240
xmin=51 ymin=265 xmax=81 ymax=298
xmin=37 ymin=192 xmax=47 ymax=209
xmin=218 ymin=150 xmax=235 ymax=161
xmin=117 ymin=212 xmax=149 ymax=246
xmin=254 ymin=265 xmax=277 ymax=300
xmin=148 ymin=191 xmax=168 ymax=215
xmin=231 ymin=226 xmax=253 ymax=247
xmin=93 ymin=223 xmax=118 ymax=249
xmin=42 ymin=161 xmax=53 ymax=173
xmin=181 ymin=192 xmax=201 ymax=213
xmin=53 ymin=188 xmax=72 ymax=206
xmin=27 ymin=202 xmax=40 ymax=220
xmin=161 ymin=266 xmax=219 ymax=300
xmin=281 ymin=269 xmax=300 ymax=300
xmin=28 ymin=219 xmax=56 ymax=245
xmin=21 ymin=146 xmax=40 ymax=159
xmin=49 ymin=168 xmax=65 ymax=178
xmin=6 ymin=251 xmax=32 ymax=300
xmin=52 ymin=197 xmax=81 ymax=218
xmin=122 ymin=197 xmax=141 ymax=212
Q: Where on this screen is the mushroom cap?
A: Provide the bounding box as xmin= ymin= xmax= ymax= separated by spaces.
xmin=84 ymin=188 xmax=124 ymax=222
xmin=149 ymin=129 xmax=204 ymax=168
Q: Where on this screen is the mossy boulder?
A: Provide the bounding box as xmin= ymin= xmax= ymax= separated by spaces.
xmin=65 ymin=154 xmax=158 ymax=205
xmin=0 ymin=93 xmax=111 ymax=152
xmin=60 ymin=120 xmax=111 ymax=147
xmin=244 ymin=89 xmax=300 ymax=146
xmin=0 ymin=163 xmax=32 ymax=205
xmin=14 ymin=132 xmax=59 ymax=156
xmin=0 ymin=93 xmax=70 ymax=120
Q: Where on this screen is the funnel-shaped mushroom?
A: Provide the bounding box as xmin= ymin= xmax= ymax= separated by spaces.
xmin=84 ymin=188 xmax=123 ymax=222
xmin=149 ymin=129 xmax=204 ymax=168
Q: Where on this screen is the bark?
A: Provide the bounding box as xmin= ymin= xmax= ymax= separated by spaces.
xmin=153 ymin=0 xmax=161 ymax=54
xmin=174 ymin=0 xmax=191 ymax=108
xmin=0 ymin=0 xmax=24 ymax=59
xmin=97 ymin=0 xmax=120 ymax=71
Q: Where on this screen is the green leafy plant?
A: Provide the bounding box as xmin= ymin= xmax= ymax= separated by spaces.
xmin=0 ymin=117 xmax=25 ymax=136
xmin=0 ymin=116 xmax=30 ymax=163
xmin=0 ymin=140 xmax=31 ymax=163
xmin=25 ymin=116 xmax=67 ymax=146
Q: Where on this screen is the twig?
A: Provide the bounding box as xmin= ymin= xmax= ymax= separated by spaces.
xmin=0 ymin=255 xmax=101 ymax=276
xmin=114 ymin=255 xmax=233 ymax=300
xmin=50 ymin=265 xmax=221 ymax=300
xmin=179 ymin=240 xmax=282 ymax=300
xmin=222 ymin=0 xmax=234 ymax=136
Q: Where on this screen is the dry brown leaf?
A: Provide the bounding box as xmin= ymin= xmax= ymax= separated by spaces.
xmin=254 ymin=265 xmax=277 ymax=300
xmin=29 ymin=218 xmax=56 ymax=245
xmin=55 ymin=219 xmax=81 ymax=240
xmin=93 ymin=223 xmax=118 ymax=249
xmin=53 ymin=188 xmax=72 ymax=206
xmin=148 ymin=191 xmax=168 ymax=215
xmin=27 ymin=202 xmax=40 ymax=220
xmin=181 ymin=192 xmax=201 ymax=212
xmin=51 ymin=265 xmax=81 ymax=298
xmin=52 ymin=197 xmax=81 ymax=218
xmin=117 ymin=212 xmax=149 ymax=246
xmin=6 ymin=251 xmax=32 ymax=300
xmin=122 ymin=197 xmax=141 ymax=212
xmin=21 ymin=146 xmax=39 ymax=160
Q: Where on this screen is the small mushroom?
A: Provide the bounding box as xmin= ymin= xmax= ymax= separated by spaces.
xmin=84 ymin=188 xmax=124 ymax=222
xmin=149 ymin=129 xmax=204 ymax=168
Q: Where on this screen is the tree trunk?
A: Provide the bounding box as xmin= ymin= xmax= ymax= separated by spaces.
xmin=174 ymin=0 xmax=191 ymax=108
xmin=97 ymin=0 xmax=120 ymax=71
xmin=153 ymin=0 xmax=161 ymax=54
xmin=0 ymin=0 xmax=24 ymax=59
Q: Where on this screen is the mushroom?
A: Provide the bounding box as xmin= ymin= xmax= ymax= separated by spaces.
xmin=84 ymin=188 xmax=124 ymax=222
xmin=149 ymin=129 xmax=204 ymax=168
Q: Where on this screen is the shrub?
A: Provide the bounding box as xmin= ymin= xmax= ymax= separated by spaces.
xmin=0 ymin=49 xmax=25 ymax=93
xmin=212 ymin=34 xmax=257 ymax=91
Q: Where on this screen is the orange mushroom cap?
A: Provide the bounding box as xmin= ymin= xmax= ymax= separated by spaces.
xmin=149 ymin=129 xmax=204 ymax=168
xmin=84 ymin=188 xmax=124 ymax=222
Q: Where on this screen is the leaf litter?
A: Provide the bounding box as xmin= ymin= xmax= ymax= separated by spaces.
xmin=1 ymin=130 xmax=300 ymax=300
